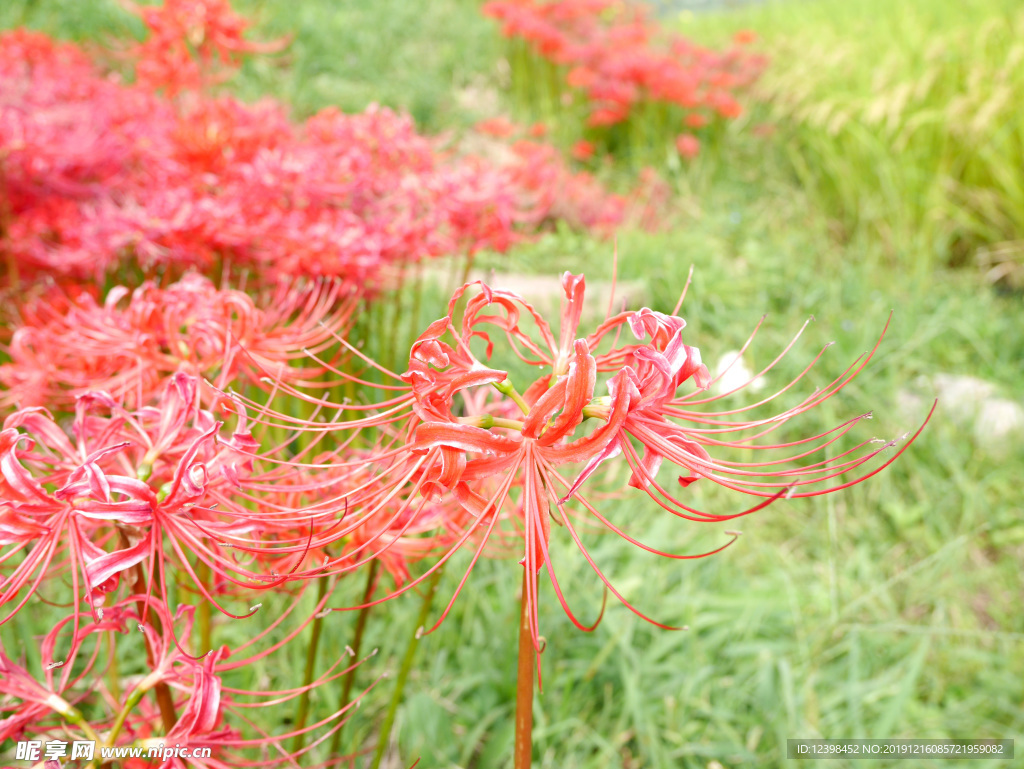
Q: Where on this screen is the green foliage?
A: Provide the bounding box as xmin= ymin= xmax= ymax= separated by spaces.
xmin=382 ymin=174 xmax=1024 ymax=768
xmin=1 ymin=0 xmax=498 ymax=131
xmin=680 ymin=0 xmax=1024 ymax=267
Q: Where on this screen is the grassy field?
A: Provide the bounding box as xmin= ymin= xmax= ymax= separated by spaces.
xmin=1 ymin=0 xmax=1022 ymax=767
xmin=677 ymin=0 xmax=1024 ymax=270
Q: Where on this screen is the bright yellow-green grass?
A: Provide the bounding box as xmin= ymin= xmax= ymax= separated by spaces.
xmin=681 ymin=0 xmax=1024 ymax=269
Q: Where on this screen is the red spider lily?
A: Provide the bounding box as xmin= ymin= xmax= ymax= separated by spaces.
xmin=0 ymin=274 xmax=356 ymax=411
xmin=124 ymin=0 xmax=288 ymax=97
xmin=0 ymin=611 xmax=122 ymax=743
xmin=0 ymin=30 xmax=177 ymax=282
xmin=571 ymin=140 xmax=596 ymax=161
xmin=483 ymin=0 xmax=768 ymax=155
xmin=2 ymin=26 xmax=627 ymax=291
xmin=0 ymin=374 xmax=310 ymax=632
xmin=237 ymin=272 xmax=931 ymax=666
xmin=675 ymin=133 xmax=700 ymax=160
xmin=504 ymin=139 xmax=626 ymax=232
xmin=0 ymin=593 xmax=370 ymax=766
xmin=108 ymin=598 xmax=368 ymax=766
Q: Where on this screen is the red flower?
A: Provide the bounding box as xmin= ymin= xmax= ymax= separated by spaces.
xmin=675 ymin=133 xmax=700 ymax=159
xmin=1 ymin=275 xmax=355 ymax=412
xmin=684 ymin=112 xmax=708 ymax=129
xmin=247 ymin=272 xmax=930 ymax=665
xmin=733 ymin=30 xmax=758 ymax=46
xmin=125 ymin=0 xmax=288 ymax=96
xmin=0 ymin=374 xmax=295 ymax=629
xmin=571 ymin=139 xmax=596 ymax=160
xmin=474 ymin=116 xmax=520 ymax=138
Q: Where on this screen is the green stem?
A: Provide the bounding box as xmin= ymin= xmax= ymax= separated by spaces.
xmin=107 ymin=632 xmax=120 ymax=706
xmin=493 ymin=378 xmax=531 ymax=416
xmin=328 ymin=559 xmax=379 ymax=757
xmin=370 ymin=566 xmax=443 ymax=769
xmin=291 ymin=576 xmax=330 ymax=754
xmin=408 ymin=261 xmax=423 ymax=357
xmin=387 ymin=265 xmax=407 ymax=374
xmin=459 ymin=250 xmax=476 ymax=287
xmin=104 ymin=676 xmax=154 ymax=751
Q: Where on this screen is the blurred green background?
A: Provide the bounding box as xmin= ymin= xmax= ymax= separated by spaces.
xmin=1 ymin=0 xmax=1021 ymax=767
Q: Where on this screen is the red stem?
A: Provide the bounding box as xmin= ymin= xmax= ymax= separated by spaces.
xmin=514 ymin=569 xmax=534 ymax=769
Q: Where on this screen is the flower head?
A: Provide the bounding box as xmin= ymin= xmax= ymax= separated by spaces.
xmin=1 ymin=275 xmax=355 ymax=411
xmin=244 ymin=271 xmax=931 ymax=667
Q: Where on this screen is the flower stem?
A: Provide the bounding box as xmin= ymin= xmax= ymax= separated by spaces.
xmin=119 ymin=529 xmax=177 ymax=733
xmin=107 ymin=632 xmax=120 ymax=705
xmin=408 ymin=261 xmax=423 ymax=359
xmin=104 ymin=677 xmax=152 ymax=750
xmin=457 ymin=414 xmax=525 ymax=431
xmin=459 ymin=250 xmax=476 ymax=287
xmin=291 ymin=575 xmax=330 ymax=754
xmin=514 ymin=568 xmax=534 ymax=769
xmin=370 ymin=566 xmax=443 ymax=769
xmin=329 ymin=559 xmax=379 ymax=757
xmin=493 ymin=378 xmax=531 ymax=416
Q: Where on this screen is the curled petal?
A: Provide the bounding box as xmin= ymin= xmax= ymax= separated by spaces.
xmin=84 ymin=532 xmax=151 ymax=594
xmin=414 ymin=422 xmax=522 ymax=455
xmin=539 ymin=340 xmax=596 ymax=446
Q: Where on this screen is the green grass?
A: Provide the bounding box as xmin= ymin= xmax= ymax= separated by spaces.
xmin=2 ymin=1 xmax=1023 ymax=767
xmin=1 ymin=0 xmax=499 ymax=130
xmin=677 ymin=0 xmax=1024 ymax=268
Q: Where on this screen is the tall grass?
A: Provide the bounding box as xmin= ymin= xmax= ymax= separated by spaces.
xmin=683 ymin=0 xmax=1024 ymax=268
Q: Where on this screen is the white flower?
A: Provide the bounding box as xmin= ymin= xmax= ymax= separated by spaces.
xmin=711 ymin=350 xmax=765 ymax=395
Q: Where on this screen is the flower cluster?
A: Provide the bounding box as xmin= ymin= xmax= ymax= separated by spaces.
xmin=472 ymin=117 xmax=676 ymax=231
xmin=0 ymin=267 xmax=928 ymax=760
xmin=126 ymin=0 xmax=289 ymax=96
xmin=0 ymin=19 xmax=627 ymax=291
xmin=0 ymin=370 xmax=374 ymax=763
xmin=484 ymin=0 xmax=767 ymax=158
xmin=0 ymin=274 xmax=355 ymax=411
xmin=0 ymin=595 xmax=361 ymax=765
